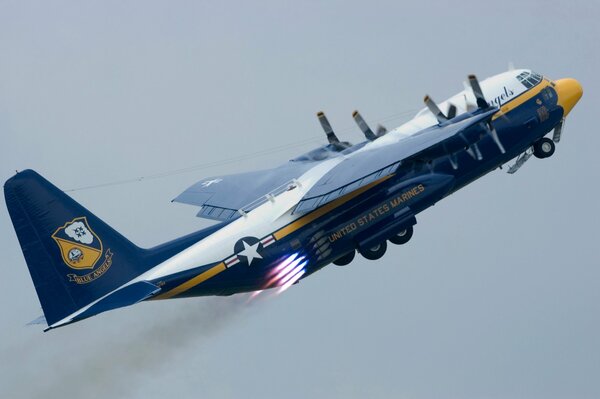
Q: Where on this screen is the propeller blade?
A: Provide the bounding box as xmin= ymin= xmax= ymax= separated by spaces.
xmin=317 ymin=111 xmax=341 ymax=145
xmin=352 ymin=110 xmax=378 ymax=141
xmin=448 ymin=153 xmax=459 ymax=170
xmin=468 ymin=74 xmax=489 ymax=109
xmin=507 ymin=148 xmax=533 ymax=174
xmin=376 ymin=124 xmax=388 ymax=137
xmin=473 ymin=143 xmax=483 ymax=160
xmin=447 ymin=104 xmax=457 ymax=119
xmin=424 ymin=95 xmax=448 ymax=123
xmin=553 ymin=119 xmax=564 ymax=143
xmin=466 ymin=143 xmax=483 ymax=161
xmin=463 ymin=94 xmax=477 ymax=112
xmin=487 ymin=123 xmax=506 ymax=153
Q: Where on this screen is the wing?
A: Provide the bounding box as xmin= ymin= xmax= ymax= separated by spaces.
xmin=173 ymin=162 xmax=315 ymax=221
xmin=175 ymin=107 xmax=498 ymax=220
xmin=294 ymin=108 xmax=498 ymax=214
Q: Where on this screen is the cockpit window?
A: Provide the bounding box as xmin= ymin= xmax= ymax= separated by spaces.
xmin=517 ymin=71 xmax=543 ymax=89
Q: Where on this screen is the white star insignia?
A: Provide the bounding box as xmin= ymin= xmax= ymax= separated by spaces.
xmin=238 ymin=240 xmax=263 ymax=265
xmin=201 ymin=178 xmax=223 ymax=188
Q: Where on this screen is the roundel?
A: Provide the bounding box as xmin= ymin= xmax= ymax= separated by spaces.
xmin=234 ymin=236 xmax=264 ymax=266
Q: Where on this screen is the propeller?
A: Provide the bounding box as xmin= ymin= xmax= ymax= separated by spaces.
xmin=468 ymin=74 xmax=489 ymax=109
xmin=376 ymin=124 xmax=388 ymax=137
xmin=423 ymin=96 xmax=459 ymax=123
xmin=466 ymin=144 xmax=483 ymax=161
xmin=423 ymin=95 xmax=448 ymax=123
xmin=352 ymin=110 xmax=378 ymax=141
xmin=468 ymin=74 xmax=505 ymax=154
xmin=317 ymin=111 xmax=352 ymax=150
xmin=447 ymin=103 xmax=457 ymax=119
xmin=448 ymin=153 xmax=459 ymax=170
xmin=317 ymin=111 xmax=341 ymax=145
xmin=487 ymin=122 xmax=506 ymax=154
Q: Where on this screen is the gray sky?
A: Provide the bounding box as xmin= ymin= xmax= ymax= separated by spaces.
xmin=1 ymin=1 xmax=598 ymax=398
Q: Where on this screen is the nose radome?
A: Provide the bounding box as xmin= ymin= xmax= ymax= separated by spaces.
xmin=554 ymin=78 xmax=583 ymax=117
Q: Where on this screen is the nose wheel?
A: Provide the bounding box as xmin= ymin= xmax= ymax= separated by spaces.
xmin=533 ymin=137 xmax=555 ymax=159
xmin=508 ymin=122 xmax=564 ymax=174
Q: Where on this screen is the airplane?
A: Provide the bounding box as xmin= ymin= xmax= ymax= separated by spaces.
xmin=4 ymin=68 xmax=583 ymax=331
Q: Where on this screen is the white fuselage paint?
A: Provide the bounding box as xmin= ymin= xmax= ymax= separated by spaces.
xmin=353 ymin=70 xmax=530 ymax=154
xmin=50 ymin=69 xmax=534 ymax=328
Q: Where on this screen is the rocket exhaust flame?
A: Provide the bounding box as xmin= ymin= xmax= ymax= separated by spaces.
xmin=249 ymin=253 xmax=308 ymax=301
xmin=275 ymin=257 xmax=304 ymax=280
xmin=265 ymin=255 xmax=304 ymax=287
xmin=278 ymin=262 xmax=306 ymax=286
xmin=278 ymin=268 xmax=306 ymax=293
xmin=269 ymin=253 xmax=299 ymax=275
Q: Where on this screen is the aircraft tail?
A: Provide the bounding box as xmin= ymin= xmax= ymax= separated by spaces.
xmin=4 ymin=170 xmax=211 ymax=329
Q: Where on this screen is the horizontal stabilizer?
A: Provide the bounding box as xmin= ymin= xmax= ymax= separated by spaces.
xmin=27 ymin=315 xmax=47 ymax=326
xmin=49 ymin=281 xmax=160 ymax=330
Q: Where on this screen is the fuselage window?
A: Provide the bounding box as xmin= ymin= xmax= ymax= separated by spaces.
xmin=541 ymin=87 xmax=554 ymax=101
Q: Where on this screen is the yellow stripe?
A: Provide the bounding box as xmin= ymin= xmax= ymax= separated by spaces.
xmin=155 ymin=80 xmax=553 ymax=299
xmin=492 ymin=79 xmax=551 ymax=121
xmin=154 ymin=262 xmax=227 ymax=299
xmin=155 ymin=174 xmax=392 ymax=299
xmin=274 ymin=174 xmax=392 ymax=240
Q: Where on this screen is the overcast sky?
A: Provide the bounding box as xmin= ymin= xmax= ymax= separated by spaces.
xmin=1 ymin=1 xmax=598 ymax=398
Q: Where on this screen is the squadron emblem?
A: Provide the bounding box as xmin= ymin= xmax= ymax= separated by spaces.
xmin=52 ymin=217 xmax=102 ymax=269
xmin=52 ymin=217 xmax=113 ymax=284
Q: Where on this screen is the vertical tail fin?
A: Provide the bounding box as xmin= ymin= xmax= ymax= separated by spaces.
xmin=4 ymin=170 xmax=155 ymax=327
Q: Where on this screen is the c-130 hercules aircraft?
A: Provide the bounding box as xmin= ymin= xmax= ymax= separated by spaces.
xmin=5 ymin=69 xmax=582 ymax=330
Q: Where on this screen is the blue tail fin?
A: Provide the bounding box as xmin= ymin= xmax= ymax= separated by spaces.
xmin=4 ymin=170 xmax=160 ymax=327
xmin=5 ymin=170 xmax=226 ymax=328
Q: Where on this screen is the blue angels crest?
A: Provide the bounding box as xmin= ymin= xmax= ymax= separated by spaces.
xmin=51 ymin=217 xmax=103 ymax=270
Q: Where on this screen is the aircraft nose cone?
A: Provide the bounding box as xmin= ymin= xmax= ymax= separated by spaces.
xmin=554 ymin=78 xmax=583 ymax=117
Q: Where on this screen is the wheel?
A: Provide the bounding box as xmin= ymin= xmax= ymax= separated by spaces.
xmin=359 ymin=241 xmax=387 ymax=260
xmin=389 ymin=226 xmax=414 ymax=245
xmin=533 ymin=137 xmax=555 ymax=159
xmin=333 ymin=250 xmax=355 ymax=266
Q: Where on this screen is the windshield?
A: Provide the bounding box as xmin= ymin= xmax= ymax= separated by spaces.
xmin=516 ymin=70 xmax=543 ymax=89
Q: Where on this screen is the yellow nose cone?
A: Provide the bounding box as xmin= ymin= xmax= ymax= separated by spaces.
xmin=554 ymin=78 xmax=583 ymax=117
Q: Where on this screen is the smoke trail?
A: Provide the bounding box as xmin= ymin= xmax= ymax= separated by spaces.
xmin=11 ymin=295 xmax=252 ymax=399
